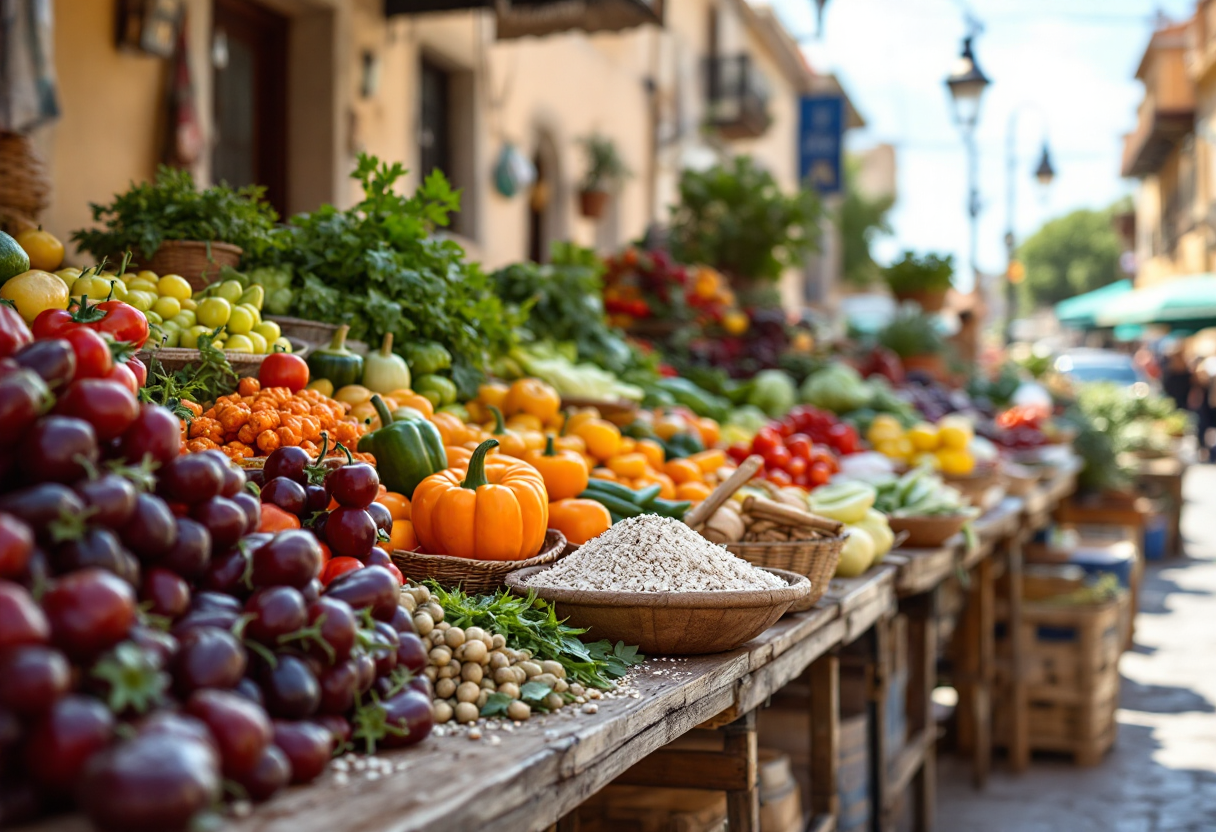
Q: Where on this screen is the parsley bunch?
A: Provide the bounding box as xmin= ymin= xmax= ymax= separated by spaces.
xmin=250 ymin=155 xmax=524 ymax=396
xmin=72 ymin=167 xmax=278 ymax=263
xmin=428 ymin=584 xmax=644 ymax=690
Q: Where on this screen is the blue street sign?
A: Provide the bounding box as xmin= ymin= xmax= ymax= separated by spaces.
xmin=799 ymin=94 xmax=844 ymax=194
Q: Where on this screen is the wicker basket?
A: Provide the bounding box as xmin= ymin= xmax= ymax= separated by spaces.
xmin=392 ymin=529 xmax=567 ymax=595
xmin=139 ymin=338 xmax=310 ymax=378
xmin=0 ymin=132 xmax=51 ymax=232
xmin=140 ymin=241 xmax=243 ymax=292
xmin=727 ymin=534 xmax=846 ymax=612
xmin=266 ymin=316 xmax=338 ymax=346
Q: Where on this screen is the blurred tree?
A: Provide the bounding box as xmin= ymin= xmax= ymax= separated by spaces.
xmin=1018 ymin=204 xmax=1123 ymax=308
xmin=839 ymin=158 xmax=894 ymax=287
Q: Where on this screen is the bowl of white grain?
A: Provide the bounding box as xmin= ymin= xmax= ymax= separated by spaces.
xmin=504 ymin=515 xmax=811 ymax=655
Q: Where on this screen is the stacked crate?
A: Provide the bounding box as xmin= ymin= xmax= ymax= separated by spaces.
xmin=997 ymin=573 xmax=1128 ymax=766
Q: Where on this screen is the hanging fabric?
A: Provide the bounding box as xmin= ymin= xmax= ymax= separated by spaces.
xmin=0 ymin=0 xmax=60 ymax=133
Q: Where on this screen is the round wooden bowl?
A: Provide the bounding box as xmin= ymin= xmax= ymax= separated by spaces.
xmin=392 ymin=529 xmax=567 ymax=595
xmin=944 ymin=464 xmax=1003 ymax=507
xmin=504 ymin=566 xmax=811 ymax=655
xmin=886 ymin=514 xmax=970 ymax=548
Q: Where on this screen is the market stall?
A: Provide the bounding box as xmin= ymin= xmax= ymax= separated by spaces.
xmin=0 ymin=157 xmax=1167 ymax=832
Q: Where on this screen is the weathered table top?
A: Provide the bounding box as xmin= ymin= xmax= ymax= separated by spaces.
xmin=29 ymin=470 xmax=1076 ymax=832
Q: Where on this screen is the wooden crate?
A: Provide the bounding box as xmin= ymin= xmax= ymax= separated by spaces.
xmin=996 ymin=591 xmax=1129 ymax=765
xmin=577 ymin=786 xmax=727 ymax=832
xmin=837 ymin=712 xmax=870 ymax=832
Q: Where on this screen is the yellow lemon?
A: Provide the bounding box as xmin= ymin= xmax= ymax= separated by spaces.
xmin=157 ymin=274 xmax=193 ymax=301
xmin=1 ymin=270 xmax=69 ymax=323
xmin=937 ymin=416 xmax=974 ymax=450
xmin=935 ymin=448 xmax=975 ymax=476
xmin=906 ymin=423 xmax=939 ymax=452
xmin=196 ymin=297 xmax=232 ymax=328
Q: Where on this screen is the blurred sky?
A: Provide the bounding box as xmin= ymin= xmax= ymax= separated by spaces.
xmin=768 ymin=0 xmax=1195 ymax=291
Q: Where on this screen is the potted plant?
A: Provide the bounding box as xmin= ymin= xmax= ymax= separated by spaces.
xmin=668 ymin=156 xmax=821 ymax=295
xmin=877 ymin=305 xmax=947 ymax=379
xmin=577 ymin=134 xmax=630 ymax=219
xmin=882 ymin=251 xmax=954 ymax=312
xmin=72 ymin=166 xmax=278 ymax=290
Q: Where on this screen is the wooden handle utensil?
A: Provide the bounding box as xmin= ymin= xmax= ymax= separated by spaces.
xmin=741 ymin=496 xmax=845 ymax=536
xmin=684 ymin=455 xmax=764 ymax=529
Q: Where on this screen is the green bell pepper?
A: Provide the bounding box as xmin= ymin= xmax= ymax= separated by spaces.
xmin=307 ymin=325 xmax=363 ymax=389
xmin=414 ymin=374 xmax=458 ymax=407
xmin=404 ymin=340 xmax=453 ymax=376
xmin=356 ymin=395 xmax=447 ymax=499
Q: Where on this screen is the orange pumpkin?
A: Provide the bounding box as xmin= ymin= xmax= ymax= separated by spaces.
xmin=412 ymin=439 xmax=549 ymax=561
xmin=524 ymin=435 xmax=590 ymax=501
xmin=503 ymin=378 xmax=561 ymax=422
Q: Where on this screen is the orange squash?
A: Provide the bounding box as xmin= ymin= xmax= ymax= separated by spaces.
xmin=412 ymin=439 xmax=549 ymax=561
xmin=548 ymin=498 xmax=612 ymax=545
xmin=503 ymin=378 xmax=561 ymax=422
xmin=524 ymin=435 xmax=590 ymax=501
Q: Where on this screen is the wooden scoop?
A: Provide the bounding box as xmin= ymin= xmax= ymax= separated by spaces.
xmin=684 ymin=455 xmax=764 ymax=529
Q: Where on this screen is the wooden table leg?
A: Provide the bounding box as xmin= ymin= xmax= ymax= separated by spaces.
xmin=555 ymin=813 xmax=580 ymax=832
xmin=1008 ymin=537 xmax=1029 ymax=773
xmin=871 ymin=616 xmax=892 ymax=832
xmin=723 ymin=711 xmax=760 ymax=832
xmin=972 ymin=556 xmax=994 ymax=789
xmin=904 ymin=589 xmax=938 ymax=832
xmin=810 ymin=651 xmax=840 ymax=824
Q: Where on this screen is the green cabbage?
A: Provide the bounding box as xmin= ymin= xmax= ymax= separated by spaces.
xmin=748 ymin=370 xmax=797 ymax=417
xmin=800 ymin=364 xmax=871 ymax=413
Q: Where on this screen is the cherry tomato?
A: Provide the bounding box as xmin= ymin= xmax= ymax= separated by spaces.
xmin=810 ymin=462 xmax=833 ymax=486
xmin=258 ymin=353 xmax=309 ymax=393
xmin=775 ymin=418 xmax=796 ymax=438
xmin=787 ymin=457 xmax=808 ymax=478
xmin=762 ymin=444 xmax=792 ymax=471
xmin=726 ymin=443 xmax=751 ymax=464
xmin=91 ymin=301 xmax=150 ymax=349
xmin=767 ymin=469 xmax=793 ymax=487
xmin=751 ymin=427 xmax=781 ymax=456
xmin=63 ymin=327 xmax=113 ymax=380
xmin=320 ymin=557 xmax=363 ymax=586
xmin=785 ymin=434 xmax=813 ymax=462
xmin=828 ymin=423 xmax=859 ymax=455
xmin=126 ymin=357 xmax=147 ymax=389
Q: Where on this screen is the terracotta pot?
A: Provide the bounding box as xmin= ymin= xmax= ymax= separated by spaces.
xmin=901 ymin=353 xmax=946 ymax=379
xmin=892 ymin=288 xmax=948 ymax=312
xmin=578 ymin=188 xmax=609 ymax=219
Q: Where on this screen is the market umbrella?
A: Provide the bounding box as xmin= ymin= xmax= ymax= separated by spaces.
xmin=1053 ymin=279 xmax=1132 ymax=329
xmin=1095 ymin=274 xmax=1216 ymax=327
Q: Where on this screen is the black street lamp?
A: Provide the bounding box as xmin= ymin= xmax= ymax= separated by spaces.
xmin=1005 ymin=109 xmax=1056 ymax=344
xmin=945 ymin=31 xmax=991 ymax=303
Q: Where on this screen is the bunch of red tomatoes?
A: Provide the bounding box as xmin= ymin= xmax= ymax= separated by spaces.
xmin=728 ymin=405 xmax=860 ymax=489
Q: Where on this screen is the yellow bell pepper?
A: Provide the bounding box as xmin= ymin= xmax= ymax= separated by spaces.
xmin=573 ymin=418 xmax=621 ymax=461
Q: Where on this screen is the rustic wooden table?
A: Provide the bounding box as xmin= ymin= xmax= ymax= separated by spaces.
xmin=28 ymin=468 xmax=1077 ymax=832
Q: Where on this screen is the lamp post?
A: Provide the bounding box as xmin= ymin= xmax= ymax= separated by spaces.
xmin=1004 ymin=110 xmax=1055 ymax=344
xmin=945 ymin=29 xmax=991 ymax=311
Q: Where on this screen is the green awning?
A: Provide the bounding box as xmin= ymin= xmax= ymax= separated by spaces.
xmin=1096 ymin=274 xmax=1216 ymax=327
xmin=1054 ymin=279 xmax=1132 ymax=328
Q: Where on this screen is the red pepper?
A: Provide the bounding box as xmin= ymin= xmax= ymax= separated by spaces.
xmin=0 ymin=301 xmax=32 ymax=359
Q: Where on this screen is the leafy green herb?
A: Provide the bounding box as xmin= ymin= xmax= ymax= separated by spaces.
xmin=247 ymin=155 xmax=525 ymax=397
xmin=881 ymin=250 xmax=955 ymax=294
xmin=427 ymin=584 xmax=645 ymax=690
xmin=71 ymin=166 xmax=278 ymax=262
xmin=480 ymin=692 xmax=514 ymax=718
xmin=519 ymin=680 xmax=554 ymax=707
xmin=138 ymin=330 xmax=238 ymax=417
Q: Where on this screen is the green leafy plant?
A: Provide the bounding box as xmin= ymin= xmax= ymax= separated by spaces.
xmin=248 ymin=155 xmax=524 ymax=396
xmin=579 ymin=134 xmax=631 ymax=192
xmin=138 ymin=330 xmax=237 ymax=417
xmin=669 ymin=155 xmax=821 ymax=282
xmin=882 ymin=251 xmax=954 ymax=295
xmin=840 ymin=158 xmax=894 ymax=287
xmin=71 ymin=166 xmax=278 ymax=262
xmin=876 ymin=306 xmax=945 ymax=358
xmin=491 ymin=242 xmax=646 ymax=377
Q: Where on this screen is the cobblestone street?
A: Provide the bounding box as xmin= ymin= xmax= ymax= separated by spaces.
xmin=937 ymin=466 xmax=1216 ymax=832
